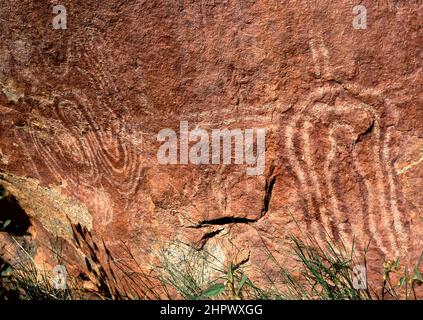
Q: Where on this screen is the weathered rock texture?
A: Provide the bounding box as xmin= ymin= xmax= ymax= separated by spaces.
xmin=0 ymin=0 xmax=422 ymax=295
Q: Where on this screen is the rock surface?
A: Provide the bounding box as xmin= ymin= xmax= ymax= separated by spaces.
xmin=0 ymin=0 xmax=422 ymax=296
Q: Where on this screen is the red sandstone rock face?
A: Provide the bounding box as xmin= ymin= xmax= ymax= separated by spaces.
xmin=0 ymin=0 xmax=422 ymax=295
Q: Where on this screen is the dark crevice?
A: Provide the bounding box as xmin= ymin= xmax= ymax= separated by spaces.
xmin=354 ymin=120 xmax=375 ymax=145
xmin=233 ymin=252 xmax=251 ymax=270
xmin=196 ymin=228 xmax=224 ymax=250
xmin=0 ymin=186 xmax=31 ymax=236
xmin=261 ymin=163 xmax=277 ymax=218
xmin=191 ymin=216 xmax=256 ymax=228
xmin=200 ymin=228 xmax=223 ymax=241
xmin=262 ymin=174 xmax=276 ymax=216
xmin=190 ymin=165 xmax=277 ymax=229
xmin=327 ymin=79 xmax=343 ymax=86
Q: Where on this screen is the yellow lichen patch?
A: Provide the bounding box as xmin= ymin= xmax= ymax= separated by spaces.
xmin=0 ymin=77 xmax=24 ymax=103
xmin=0 ymin=172 xmax=92 ymax=240
xmin=0 ymin=148 xmax=9 ymax=165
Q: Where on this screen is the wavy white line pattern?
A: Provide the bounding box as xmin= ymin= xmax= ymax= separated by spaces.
xmin=283 ymin=86 xmax=409 ymax=258
xmin=15 ymin=31 xmax=145 ymax=228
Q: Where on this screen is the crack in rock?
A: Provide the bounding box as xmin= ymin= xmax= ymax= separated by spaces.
xmin=190 ymin=164 xmax=278 ymax=229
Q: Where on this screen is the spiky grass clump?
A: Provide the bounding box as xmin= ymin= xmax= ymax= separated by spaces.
xmin=158 ymin=242 xmax=226 ymax=299
xmin=275 ymin=235 xmax=371 ymax=300
xmin=1 ymin=232 xmax=422 ymax=300
xmin=5 ymin=261 xmax=78 ymax=300
xmin=157 ymin=242 xmax=264 ymax=300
